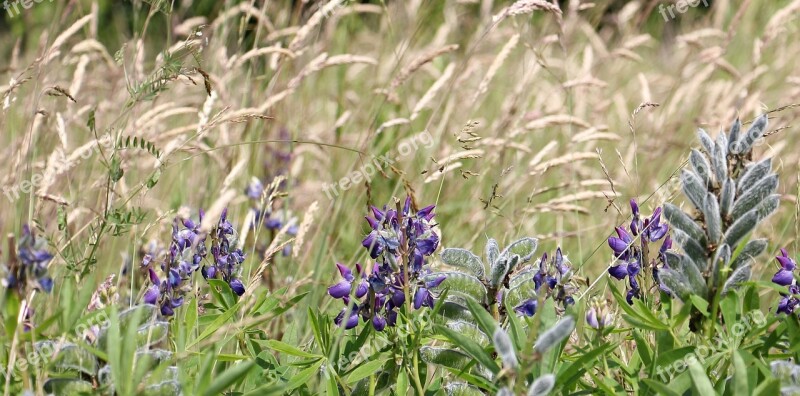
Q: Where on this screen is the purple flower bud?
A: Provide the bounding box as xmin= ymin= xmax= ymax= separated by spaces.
xmin=514 ymin=299 xmax=537 ymax=317
xmin=160 ymin=303 xmax=174 ymax=316
xmin=229 ymin=279 xmax=245 ymax=296
xmin=608 ymin=263 xmax=628 ymax=280
xmin=335 ymin=263 xmax=354 ymax=282
xmin=372 ymin=315 xmax=387 ymax=332
xmin=586 ymin=307 xmax=599 ymax=329
xmin=773 ymin=269 xmax=794 ymax=286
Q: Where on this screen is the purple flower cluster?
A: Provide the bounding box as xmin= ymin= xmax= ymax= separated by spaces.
xmin=514 ymin=248 xmax=573 ymax=317
xmin=772 ymin=249 xmax=799 ymax=314
xmin=202 ymin=208 xmax=247 ymax=296
xmin=144 ymin=215 xmax=207 ymax=316
xmin=328 ymin=196 xmax=443 ymax=331
xmin=607 ymin=200 xmax=670 ymax=304
xmin=2 ymin=225 xmax=54 ymax=294
xmin=143 ymin=209 xmax=247 ymax=316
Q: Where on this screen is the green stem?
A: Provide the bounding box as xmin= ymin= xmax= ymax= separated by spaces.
xmin=411 ymin=349 xmax=425 ymax=395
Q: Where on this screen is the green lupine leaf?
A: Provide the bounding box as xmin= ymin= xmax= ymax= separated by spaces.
xmin=435 ymin=324 xmax=501 ymax=374
xmin=500 ymin=237 xmax=538 ymax=262
xmin=738 ymin=158 xmax=772 ymax=192
xmin=428 ymin=271 xmax=487 ymax=303
xmin=441 ymin=248 xmax=485 ymax=278
xmin=688 ymin=359 xmax=715 ymax=394
xmin=689 ymin=149 xmax=713 ymax=186
xmin=663 ymin=203 xmax=706 ymax=242
xmin=528 ymin=374 xmax=555 ymax=396
xmin=445 ymin=382 xmax=485 ymax=396
xmin=202 ymin=361 xmax=256 ymax=396
xmin=659 ymin=268 xmax=694 ymax=301
xmin=721 ymin=177 xmax=736 ymax=217
xmin=703 ymin=193 xmax=722 ymax=243
xmin=345 ymin=357 xmax=389 ymax=384
xmin=534 ymin=316 xmax=575 ymax=354
xmin=724 ymin=195 xmax=779 ymax=247
xmin=681 ymin=169 xmax=707 ymax=212
xmin=722 ymin=264 xmax=751 ymax=294
xmin=697 ymin=129 xmax=714 ymax=155
xmin=730 ymin=239 xmax=767 ymax=271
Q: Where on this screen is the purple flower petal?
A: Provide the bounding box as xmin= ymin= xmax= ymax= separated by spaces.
xmin=229 ymin=278 xmax=245 ymax=296
xmin=335 ymin=263 xmax=354 ymax=281
xmin=608 ymin=263 xmax=629 ymax=280
xmin=773 ymin=269 xmax=795 ymax=286
xmin=144 ymin=286 xmax=160 ymax=305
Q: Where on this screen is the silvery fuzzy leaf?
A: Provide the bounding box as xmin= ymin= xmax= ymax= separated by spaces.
xmin=500 ymin=237 xmax=538 ymax=263
xmin=528 ymin=374 xmax=556 ymax=396
xmin=509 ymin=267 xmax=535 ymax=288
xmin=444 ymin=383 xmax=485 ymax=396
xmin=669 ymin=252 xmax=707 ymax=295
xmin=534 ymin=316 xmax=575 ymax=354
xmin=689 ymin=149 xmax=713 ymax=186
xmin=728 ymin=118 xmax=742 ymax=145
xmin=427 ymin=271 xmax=487 ymax=303
xmin=445 ymin=383 xmax=484 ymax=396
xmin=703 ymin=193 xmax=722 ymax=244
xmin=43 ymin=379 xmax=95 ymax=395
xmin=681 ymin=169 xmax=707 ymax=212
xmin=711 ymin=143 xmax=728 ymax=184
xmin=447 ymin=320 xmax=490 ymax=346
xmin=486 ymin=238 xmax=500 ymax=267
xmin=716 ymin=131 xmax=729 ymax=157
xmin=506 ymin=280 xmax=537 ymax=308
xmin=421 ymin=347 xmax=490 ymax=378
xmin=698 ymin=128 xmax=715 ymax=155
xmin=490 ymin=256 xmax=511 ymax=287
xmin=711 ymin=244 xmax=731 ymax=287
xmin=671 ymin=228 xmax=709 ymax=263
xmin=492 ymin=328 xmax=518 ymax=369
xmin=506 ymin=254 xmax=522 ymax=275
xmin=729 ymin=239 xmax=768 ymax=271
xmin=731 ymin=174 xmax=778 ymax=220
xmin=35 ymin=341 xmax=97 ymax=377
xmin=771 ymin=361 xmax=800 ymax=385
xmin=497 ymin=388 xmax=514 ymax=396
xmin=724 ymin=194 xmax=779 ymax=247
xmin=736 ymin=114 xmax=768 ymax=154
xmin=440 ymin=248 xmax=485 ymax=279
xmin=440 ymin=299 xmax=473 ymax=322
xmin=664 ymin=204 xmax=706 ymax=242
xmin=659 ymin=268 xmax=694 ymax=301
xmin=720 ymin=178 xmax=736 ymax=217
xmin=722 ymin=264 xmax=751 ymax=295
xmin=738 ymin=158 xmax=773 ymax=193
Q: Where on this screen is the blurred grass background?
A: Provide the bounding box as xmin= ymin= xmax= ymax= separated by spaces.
xmin=1 ymin=0 xmax=799 ymax=329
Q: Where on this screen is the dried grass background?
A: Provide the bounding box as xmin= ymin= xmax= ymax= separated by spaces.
xmin=1 ymin=0 xmax=799 ymax=318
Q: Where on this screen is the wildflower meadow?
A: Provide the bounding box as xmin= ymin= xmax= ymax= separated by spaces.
xmin=3 ymin=0 xmax=800 ymax=395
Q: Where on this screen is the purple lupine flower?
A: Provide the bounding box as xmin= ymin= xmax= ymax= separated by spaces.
xmin=773 ymin=249 xmax=797 ymax=287
xmin=586 ymin=299 xmax=614 ymax=329
xmin=329 ymin=196 xmax=444 ymax=331
xmin=4 ymin=225 xmax=55 ymax=294
xmin=514 ymin=299 xmax=538 ymax=317
xmin=642 ymin=207 xmax=669 ymax=242
xmin=777 ymin=284 xmax=800 ymax=315
xmin=201 ymin=209 xmax=248 ymax=297
xmin=608 ymin=227 xmax=634 ymax=261
xmin=327 ymin=263 xmax=368 ymax=299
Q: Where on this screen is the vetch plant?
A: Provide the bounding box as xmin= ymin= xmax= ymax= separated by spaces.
xmin=660 ymin=115 xmax=779 ymax=332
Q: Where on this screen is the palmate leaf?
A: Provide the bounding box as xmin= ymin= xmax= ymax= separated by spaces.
xmin=738 ymin=158 xmax=772 ymax=192
xmin=730 ymin=174 xmax=778 ymax=220
xmin=439 ymin=299 xmax=473 ymax=322
xmin=500 ymin=237 xmax=538 ymax=263
xmin=428 ymin=272 xmax=488 ymax=303
xmin=440 ymin=248 xmax=485 ymax=278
